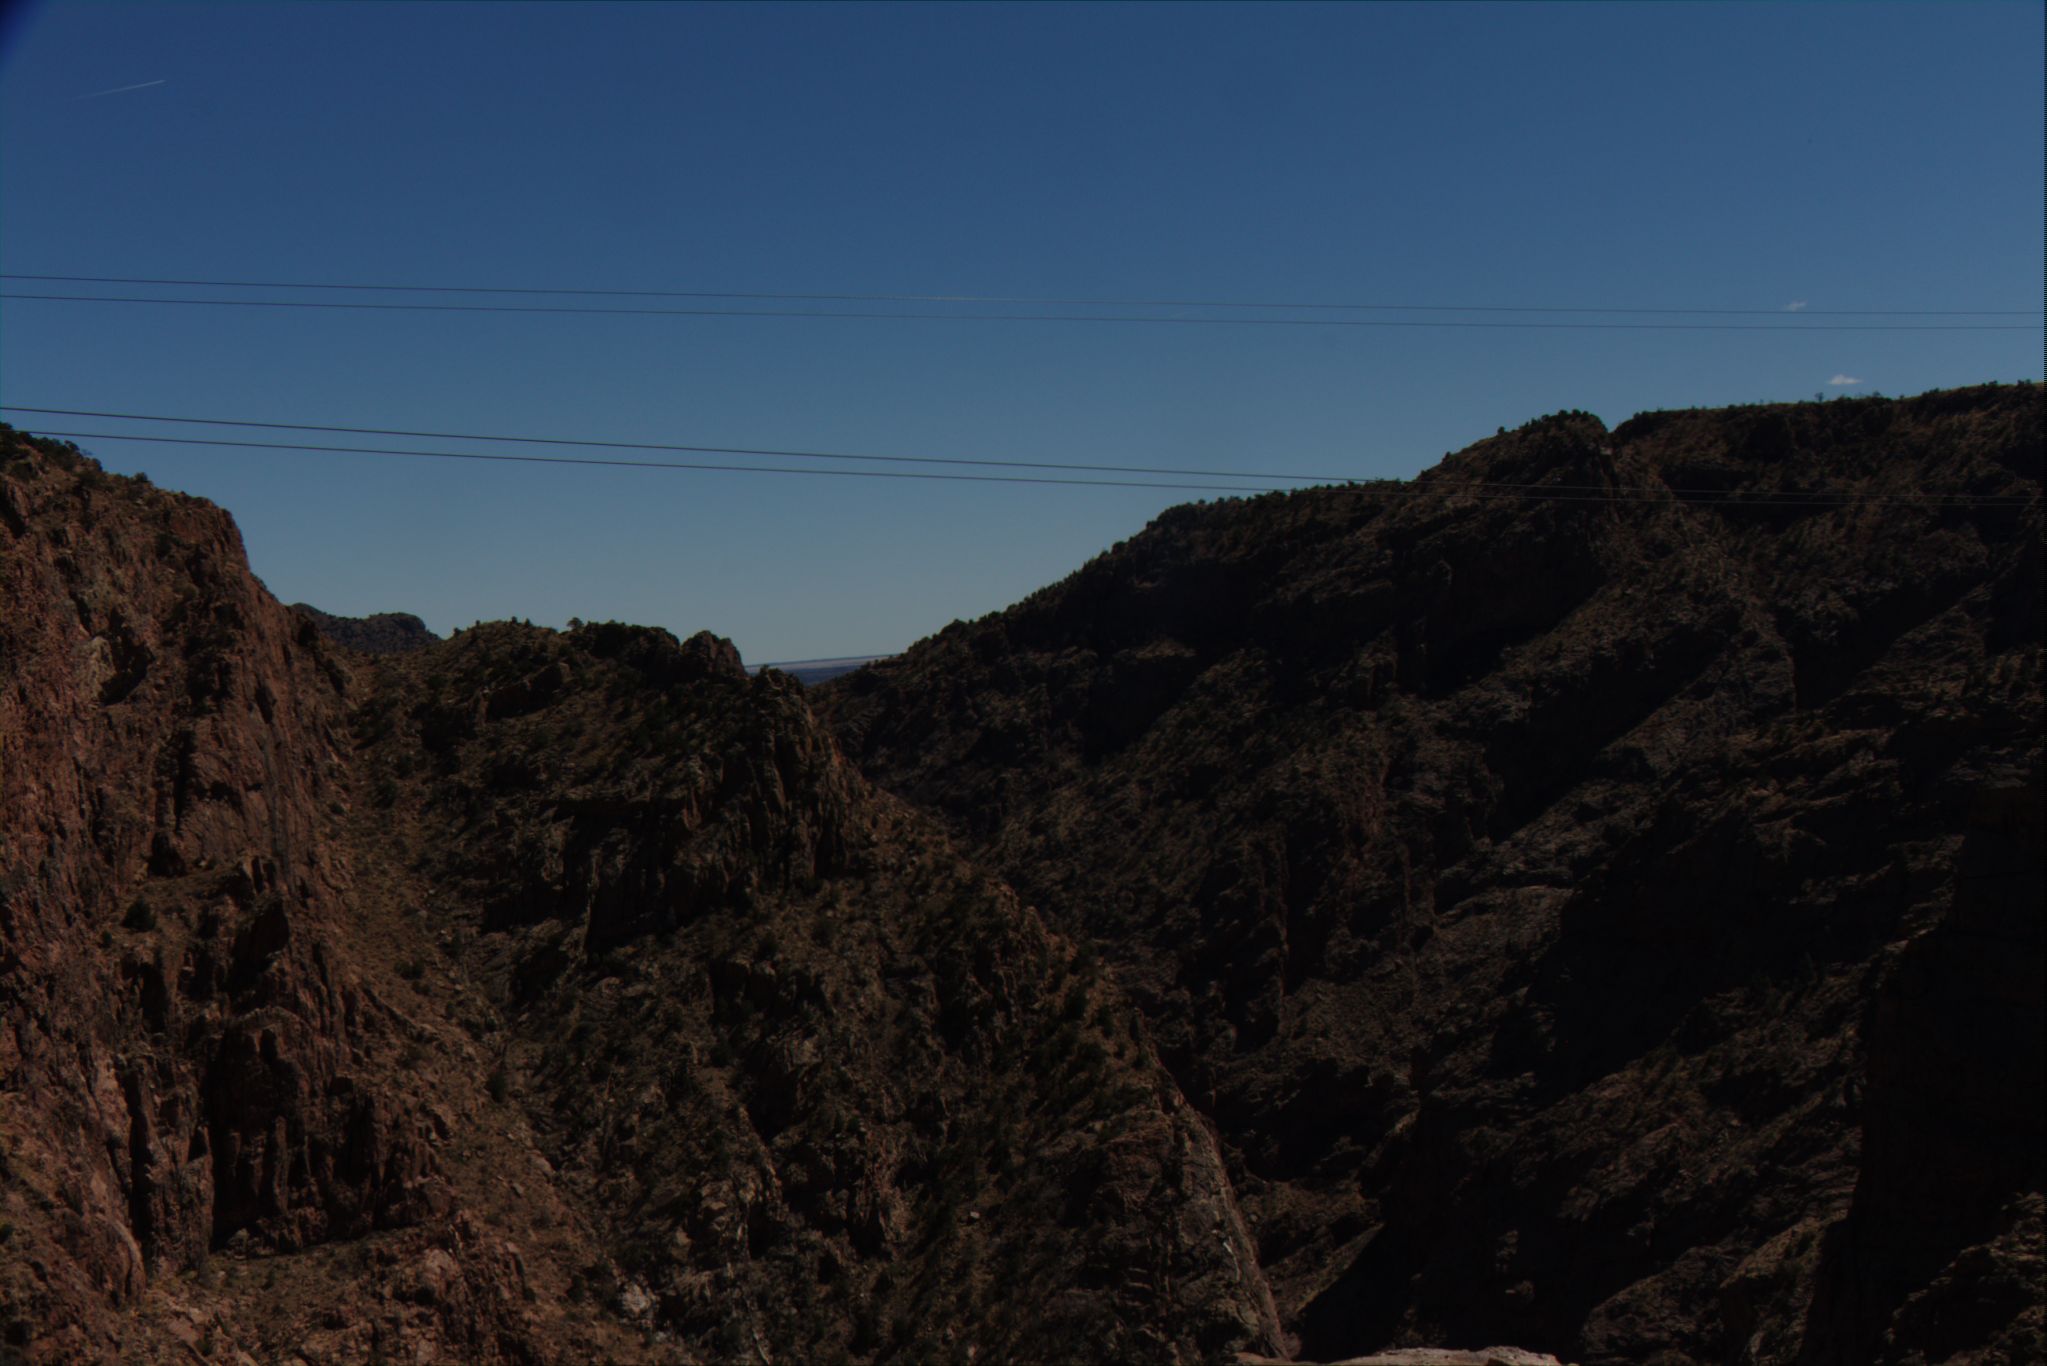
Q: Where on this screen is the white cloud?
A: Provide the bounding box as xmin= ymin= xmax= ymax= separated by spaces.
xmin=1828 ymin=374 xmax=1863 ymax=387
xmin=1784 ymin=300 xmax=1808 ymax=312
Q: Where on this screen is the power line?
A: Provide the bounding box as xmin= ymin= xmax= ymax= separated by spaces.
xmin=18 ymin=426 xmax=2036 ymax=510
xmin=21 ymin=429 xmax=1296 ymax=494
xmin=2 ymin=292 xmax=2037 ymax=331
xmin=10 ymin=405 xmax=2036 ymax=504
xmin=2 ymin=272 xmax=2032 ymax=316
xmin=0 ymin=405 xmax=1338 ymax=484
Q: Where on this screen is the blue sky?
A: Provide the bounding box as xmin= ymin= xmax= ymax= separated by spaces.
xmin=2 ymin=1 xmax=2040 ymax=661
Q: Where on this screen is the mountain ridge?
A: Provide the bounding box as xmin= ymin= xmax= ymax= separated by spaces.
xmin=818 ymin=383 xmax=2044 ymax=1363
xmin=0 ymin=425 xmax=1281 ymax=1363
xmin=3 ymin=384 xmax=2039 ymax=1364
xmin=289 ymin=605 xmax=441 ymax=657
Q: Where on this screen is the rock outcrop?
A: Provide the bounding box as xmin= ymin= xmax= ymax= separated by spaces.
xmin=1 ymin=427 xmax=1282 ymax=1362
xmin=291 ymin=604 xmax=440 ymax=656
xmin=352 ymin=617 xmax=1285 ymax=1362
xmin=821 ymin=385 xmax=2045 ymax=1364
xmin=1 ymin=433 xmax=628 ymax=1362
xmin=5 ymin=383 xmax=2039 ymax=1364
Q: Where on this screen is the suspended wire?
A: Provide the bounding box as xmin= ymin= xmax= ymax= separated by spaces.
xmin=5 ymin=405 xmax=2036 ymax=506
xmin=2 ymin=272 xmax=2032 ymax=316
xmin=20 ymin=429 xmax=1293 ymax=494
xmin=2 ymin=292 xmax=2037 ymax=331
xmin=0 ymin=405 xmax=1340 ymax=484
xmin=19 ymin=426 xmax=2037 ymax=510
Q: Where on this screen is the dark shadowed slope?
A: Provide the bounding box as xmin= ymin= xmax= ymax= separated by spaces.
xmin=820 ymin=385 xmax=2045 ymax=1365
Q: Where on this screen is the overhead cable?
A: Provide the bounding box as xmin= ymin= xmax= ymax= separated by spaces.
xmin=4 ymin=405 xmax=2036 ymax=504
xmin=20 ymin=429 xmax=1293 ymax=494
xmin=2 ymin=292 xmax=2036 ymax=331
xmin=0 ymin=405 xmax=1338 ymax=484
xmin=20 ymin=426 xmax=2037 ymax=510
xmin=1 ymin=272 xmax=2032 ymax=316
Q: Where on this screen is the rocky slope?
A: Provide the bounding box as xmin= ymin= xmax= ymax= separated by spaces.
xmin=1 ymin=426 xmax=1280 ymax=1363
xmin=290 ymin=605 xmax=439 ymax=656
xmin=348 ymin=618 xmax=1283 ymax=1363
xmin=821 ymin=385 xmax=2045 ymax=1364
xmin=5 ymin=384 xmax=2039 ymax=1365
xmin=0 ymin=433 xmax=639 ymax=1363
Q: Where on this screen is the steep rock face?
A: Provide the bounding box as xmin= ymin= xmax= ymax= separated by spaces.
xmin=2 ymin=437 xmax=661 ymax=1364
xmin=1 ymin=429 xmax=1286 ymax=1363
xmin=821 ymin=386 xmax=2044 ymax=1364
xmin=0 ymin=435 xmax=520 ymax=1359
xmin=8 ymin=385 xmax=2037 ymax=1364
xmin=353 ymin=620 xmax=1284 ymax=1362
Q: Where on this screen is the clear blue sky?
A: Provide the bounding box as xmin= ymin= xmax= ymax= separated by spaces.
xmin=3 ymin=1 xmax=2039 ymax=662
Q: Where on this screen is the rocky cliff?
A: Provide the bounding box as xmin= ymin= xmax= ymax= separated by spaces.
xmin=1 ymin=433 xmax=633 ymax=1363
xmin=0 ymin=427 xmax=1279 ymax=1363
xmin=821 ymin=384 xmax=2045 ymax=1364
xmin=289 ymin=606 xmax=440 ymax=657
xmin=346 ymin=618 xmax=1283 ymax=1363
xmin=4 ymin=383 xmax=2039 ymax=1365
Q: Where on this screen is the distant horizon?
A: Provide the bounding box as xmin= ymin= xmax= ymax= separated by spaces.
xmin=17 ymin=376 xmax=2034 ymax=663
xmin=256 ymin=375 xmax=2045 ymax=656
xmin=751 ymin=654 xmax=895 ymax=669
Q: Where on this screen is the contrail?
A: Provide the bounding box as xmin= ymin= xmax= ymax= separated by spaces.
xmin=73 ymin=79 xmax=167 ymax=101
